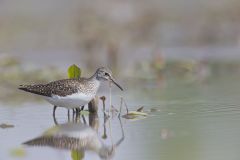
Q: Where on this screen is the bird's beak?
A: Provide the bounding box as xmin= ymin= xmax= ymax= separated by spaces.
xmin=110 ymin=77 xmax=123 ymax=91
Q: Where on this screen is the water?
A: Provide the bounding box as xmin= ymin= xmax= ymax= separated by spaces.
xmin=1 ymin=75 xmax=240 ymax=160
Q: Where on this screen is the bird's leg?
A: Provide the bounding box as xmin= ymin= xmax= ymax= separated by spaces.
xmin=53 ymin=106 xmax=57 ymax=116
xmin=53 ymin=114 xmax=58 ymax=125
xmin=75 ymin=112 xmax=81 ymax=123
xmin=52 ymin=109 xmax=58 ymax=125
xmin=74 ymin=108 xmax=81 ymax=120
xmin=71 ymin=108 xmax=76 ymax=121
xmin=72 ymin=108 xmax=76 ymax=114
xmin=81 ymin=106 xmax=84 ymax=111
xmin=75 ymin=108 xmax=80 ymax=113
xmin=72 ymin=110 xmax=75 ymax=122
xmin=82 ymin=115 xmax=87 ymax=124
xmin=67 ymin=109 xmax=70 ymax=122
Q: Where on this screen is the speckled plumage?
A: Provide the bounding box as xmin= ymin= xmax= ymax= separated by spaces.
xmin=19 ymin=78 xmax=99 ymax=97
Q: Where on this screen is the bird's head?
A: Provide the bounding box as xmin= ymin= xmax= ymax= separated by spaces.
xmin=95 ymin=67 xmax=123 ymax=91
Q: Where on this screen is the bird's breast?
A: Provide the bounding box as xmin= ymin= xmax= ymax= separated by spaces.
xmin=45 ymin=92 xmax=95 ymax=108
xmin=80 ymin=80 xmax=100 ymax=96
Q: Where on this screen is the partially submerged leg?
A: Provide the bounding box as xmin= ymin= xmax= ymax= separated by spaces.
xmin=53 ymin=106 xmax=57 ymax=116
xmin=76 ymin=108 xmax=81 ymax=113
xmin=72 ymin=108 xmax=76 ymax=113
xmin=81 ymin=106 xmax=84 ymax=111
xmin=67 ymin=109 xmax=70 ymax=122
xmin=82 ymin=115 xmax=87 ymax=124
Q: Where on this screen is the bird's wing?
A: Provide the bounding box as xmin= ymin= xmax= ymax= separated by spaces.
xmin=19 ymin=79 xmax=81 ymax=97
xmin=19 ymin=84 xmax=53 ymax=97
xmin=49 ymin=79 xmax=80 ymax=97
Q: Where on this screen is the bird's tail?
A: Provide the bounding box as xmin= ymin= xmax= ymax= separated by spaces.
xmin=18 ymin=84 xmax=48 ymax=96
xmin=18 ymin=85 xmax=31 ymax=92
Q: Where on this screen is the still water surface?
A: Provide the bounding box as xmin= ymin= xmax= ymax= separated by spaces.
xmin=1 ymin=75 xmax=240 ymax=160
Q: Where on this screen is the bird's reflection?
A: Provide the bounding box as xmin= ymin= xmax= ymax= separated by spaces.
xmin=23 ymin=112 xmax=124 ymax=160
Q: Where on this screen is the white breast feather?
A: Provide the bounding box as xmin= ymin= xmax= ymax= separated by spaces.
xmin=45 ymin=92 xmax=94 ymax=109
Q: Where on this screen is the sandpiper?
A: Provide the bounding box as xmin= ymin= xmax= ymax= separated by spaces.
xmin=19 ymin=67 xmax=123 ymax=115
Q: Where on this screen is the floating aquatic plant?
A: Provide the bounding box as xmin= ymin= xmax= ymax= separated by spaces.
xmin=0 ymin=123 xmax=14 ymax=129
xmin=119 ymin=98 xmax=148 ymax=120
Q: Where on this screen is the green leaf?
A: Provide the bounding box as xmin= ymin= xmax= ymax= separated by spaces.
xmin=71 ymin=150 xmax=84 ymax=160
xmin=68 ymin=64 xmax=81 ymax=79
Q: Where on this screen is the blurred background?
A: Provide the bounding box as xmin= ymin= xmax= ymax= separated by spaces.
xmin=1 ymin=0 xmax=240 ymax=68
xmin=1 ymin=0 xmax=240 ymax=101
xmin=1 ymin=1 xmax=240 ymax=160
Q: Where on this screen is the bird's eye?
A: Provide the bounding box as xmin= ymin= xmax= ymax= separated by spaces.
xmin=105 ymin=73 xmax=109 ymax=76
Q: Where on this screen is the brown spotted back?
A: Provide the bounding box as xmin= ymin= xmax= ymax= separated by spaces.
xmin=19 ymin=78 xmax=99 ymax=97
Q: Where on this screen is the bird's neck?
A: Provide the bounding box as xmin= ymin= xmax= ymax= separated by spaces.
xmin=89 ymin=72 xmax=99 ymax=81
xmin=87 ymin=73 xmax=101 ymax=90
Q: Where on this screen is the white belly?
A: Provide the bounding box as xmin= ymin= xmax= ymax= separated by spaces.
xmin=44 ymin=93 xmax=94 ymax=109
